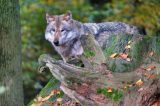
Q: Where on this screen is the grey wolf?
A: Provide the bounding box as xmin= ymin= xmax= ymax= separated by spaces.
xmin=45 ymin=11 xmax=139 ymax=62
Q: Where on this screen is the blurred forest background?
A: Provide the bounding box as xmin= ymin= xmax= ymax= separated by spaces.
xmin=20 ymin=0 xmax=160 ymax=104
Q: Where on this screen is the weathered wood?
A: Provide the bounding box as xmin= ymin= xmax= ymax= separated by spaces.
xmin=38 ymin=54 xmax=160 ymax=106
xmin=80 ymin=33 xmax=106 ymax=71
xmin=37 ymin=26 xmax=160 ymax=106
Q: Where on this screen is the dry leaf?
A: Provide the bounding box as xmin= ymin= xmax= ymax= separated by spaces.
xmin=57 ymin=98 xmax=63 ymax=103
xmin=136 ymin=79 xmax=144 ymax=86
xmin=148 ymin=74 xmax=157 ymax=79
xmin=41 ymin=95 xmax=50 ymax=102
xmin=31 ymin=102 xmax=42 ymax=106
xmin=119 ymin=53 xmax=128 ymax=59
xmin=107 ymin=87 xmax=112 ymax=93
xmin=128 ymin=84 xmax=133 ymax=87
xmin=146 ymin=65 xmax=156 ymax=71
xmin=144 ymin=73 xmax=157 ymax=79
xmin=57 ymin=91 xmax=61 ymax=94
xmin=149 ymin=51 xmax=154 ymax=57
xmin=138 ymin=87 xmax=144 ymax=92
xmin=37 ymin=96 xmax=42 ymax=101
xmin=126 ymin=58 xmax=131 ymax=62
xmin=110 ymin=53 xmax=118 ymax=58
xmin=128 ymin=41 xmax=131 ymax=44
xmin=125 ymin=45 xmax=131 ymax=49
xmin=124 ymin=86 xmax=128 ymax=89
xmin=152 ymin=101 xmax=160 ymax=106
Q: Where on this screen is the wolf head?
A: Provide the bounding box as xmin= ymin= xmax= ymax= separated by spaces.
xmin=45 ymin=12 xmax=80 ymax=47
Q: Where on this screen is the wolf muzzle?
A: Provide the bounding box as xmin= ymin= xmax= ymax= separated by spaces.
xmin=53 ymin=41 xmax=59 ymax=46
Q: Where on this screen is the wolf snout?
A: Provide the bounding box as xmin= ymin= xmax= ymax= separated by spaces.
xmin=53 ymin=41 xmax=59 ymax=46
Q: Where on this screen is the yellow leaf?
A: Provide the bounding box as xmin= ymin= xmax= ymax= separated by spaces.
xmin=124 ymin=86 xmax=128 ymax=89
xmin=37 ymin=96 xmax=42 ymax=101
xmin=57 ymin=98 xmax=63 ymax=103
xmin=31 ymin=102 xmax=42 ymax=106
xmin=107 ymin=87 xmax=112 ymax=93
xmin=41 ymin=95 xmax=50 ymax=102
xmin=128 ymin=41 xmax=131 ymax=44
xmin=136 ymin=79 xmax=144 ymax=86
xmin=57 ymin=91 xmax=61 ymax=94
xmin=125 ymin=45 xmax=131 ymax=49
xmin=110 ymin=53 xmax=118 ymax=58
xmin=126 ymin=58 xmax=131 ymax=61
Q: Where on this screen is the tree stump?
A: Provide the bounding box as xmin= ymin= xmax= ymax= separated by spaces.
xmin=36 ymin=23 xmax=160 ymax=106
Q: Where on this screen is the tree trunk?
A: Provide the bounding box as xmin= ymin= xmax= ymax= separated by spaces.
xmin=0 ymin=0 xmax=23 ymax=106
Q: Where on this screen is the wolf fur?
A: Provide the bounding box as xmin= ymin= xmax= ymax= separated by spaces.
xmin=45 ymin=12 xmax=139 ymax=62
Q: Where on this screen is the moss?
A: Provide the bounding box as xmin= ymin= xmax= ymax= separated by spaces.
xmin=97 ymin=88 xmax=123 ymax=101
xmin=83 ymin=49 xmax=96 ymax=58
xmin=28 ymin=78 xmax=60 ymax=106
xmin=148 ymin=36 xmax=160 ymax=62
xmin=39 ymin=78 xmax=59 ymax=97
xmin=104 ymin=35 xmax=118 ymax=56
xmin=104 ymin=33 xmax=146 ymax=72
xmin=129 ymin=39 xmax=146 ymax=68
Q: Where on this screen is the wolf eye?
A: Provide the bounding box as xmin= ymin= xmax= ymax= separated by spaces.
xmin=50 ymin=29 xmax=55 ymax=33
xmin=61 ymin=29 xmax=65 ymax=32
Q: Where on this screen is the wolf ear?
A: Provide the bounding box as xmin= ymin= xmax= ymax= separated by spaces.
xmin=46 ymin=13 xmax=54 ymax=23
xmin=63 ymin=11 xmax=72 ymax=21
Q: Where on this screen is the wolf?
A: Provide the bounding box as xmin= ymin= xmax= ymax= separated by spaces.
xmin=45 ymin=11 xmax=139 ymax=62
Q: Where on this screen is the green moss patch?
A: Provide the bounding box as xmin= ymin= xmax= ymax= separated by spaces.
xmin=84 ymin=50 xmax=96 ymax=58
xmin=97 ymin=88 xmax=123 ymax=101
xmin=104 ymin=33 xmax=146 ymax=72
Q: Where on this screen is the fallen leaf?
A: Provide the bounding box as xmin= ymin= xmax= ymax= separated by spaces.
xmin=107 ymin=87 xmax=113 ymax=93
xmin=152 ymin=100 xmax=160 ymax=106
xmin=57 ymin=90 xmax=61 ymax=94
xmin=31 ymin=102 xmax=43 ymax=106
xmin=149 ymin=51 xmax=154 ymax=57
xmin=146 ymin=65 xmax=156 ymax=71
xmin=136 ymin=79 xmax=144 ymax=86
xmin=41 ymin=95 xmax=50 ymax=102
xmin=110 ymin=53 xmax=118 ymax=58
xmin=138 ymin=87 xmax=144 ymax=92
xmin=119 ymin=53 xmax=128 ymax=59
xmin=37 ymin=96 xmax=42 ymax=101
xmin=123 ymin=86 xmax=128 ymax=89
xmin=126 ymin=58 xmax=131 ymax=62
xmin=144 ymin=73 xmax=157 ymax=79
xmin=128 ymin=41 xmax=131 ymax=44
xmin=128 ymin=84 xmax=133 ymax=87
xmin=148 ymin=74 xmax=157 ymax=79
xmin=125 ymin=45 xmax=131 ymax=49
xmin=57 ymin=98 xmax=63 ymax=103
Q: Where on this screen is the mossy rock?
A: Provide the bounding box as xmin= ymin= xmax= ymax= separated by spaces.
xmin=104 ymin=33 xmax=146 ymax=72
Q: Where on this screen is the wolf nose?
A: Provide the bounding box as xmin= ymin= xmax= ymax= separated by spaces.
xmin=53 ymin=41 xmax=59 ymax=46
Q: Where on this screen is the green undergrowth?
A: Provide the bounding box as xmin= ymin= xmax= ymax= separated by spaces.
xmin=97 ymin=88 xmax=123 ymax=101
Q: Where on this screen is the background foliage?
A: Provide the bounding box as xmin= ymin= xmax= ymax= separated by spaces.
xmin=20 ymin=0 xmax=160 ymax=104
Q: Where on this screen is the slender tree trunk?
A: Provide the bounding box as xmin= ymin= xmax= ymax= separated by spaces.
xmin=0 ymin=0 xmax=23 ymax=106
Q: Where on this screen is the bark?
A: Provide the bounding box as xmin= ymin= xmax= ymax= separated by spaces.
xmin=38 ymin=54 xmax=160 ymax=106
xmin=37 ymin=28 xmax=160 ymax=105
xmin=0 ymin=0 xmax=23 ymax=106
